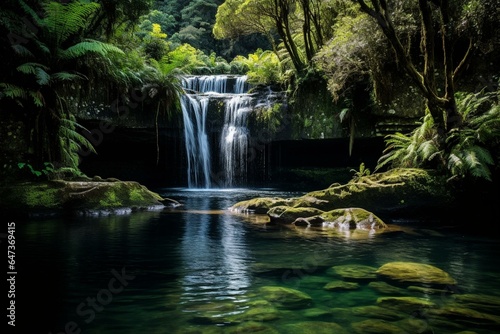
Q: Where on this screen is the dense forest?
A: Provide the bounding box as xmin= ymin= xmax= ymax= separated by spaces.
xmin=1 ymin=0 xmax=500 ymax=186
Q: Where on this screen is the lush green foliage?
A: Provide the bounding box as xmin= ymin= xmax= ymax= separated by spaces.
xmin=376 ymin=89 xmax=500 ymax=181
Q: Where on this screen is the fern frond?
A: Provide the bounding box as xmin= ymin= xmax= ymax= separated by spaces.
xmin=0 ymin=83 xmax=28 ymax=100
xmin=11 ymin=44 xmax=34 ymax=57
xmin=60 ymin=40 xmax=124 ymax=60
xmin=60 ymin=118 xmax=97 ymax=155
xmin=42 ymin=1 xmax=100 ymax=45
xmin=16 ymin=62 xmax=49 ymax=75
xmin=52 ymin=72 xmax=85 ymax=82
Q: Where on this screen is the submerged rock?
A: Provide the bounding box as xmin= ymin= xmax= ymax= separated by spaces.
xmin=350 ymin=305 xmax=406 ymax=321
xmin=258 ymin=286 xmax=313 ymax=309
xmin=376 ymin=262 xmax=457 ymax=286
xmin=377 ymin=296 xmax=436 ymax=314
xmin=281 ymin=321 xmax=348 ymax=334
xmin=427 ymin=304 xmax=500 ymax=327
xmin=323 ymin=280 xmax=360 ymax=291
xmin=328 ymin=264 xmax=378 ymax=281
xmin=368 ymin=281 xmax=407 ymax=295
xmin=452 ymin=294 xmax=500 ymax=314
xmin=351 ymin=319 xmax=406 ymax=334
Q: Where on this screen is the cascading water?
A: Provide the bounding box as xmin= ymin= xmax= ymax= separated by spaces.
xmin=180 ymin=75 xmax=256 ymax=188
xmin=181 ymin=94 xmax=211 ymax=188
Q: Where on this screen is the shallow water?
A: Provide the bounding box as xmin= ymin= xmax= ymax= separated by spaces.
xmin=14 ymin=188 xmax=500 ymax=333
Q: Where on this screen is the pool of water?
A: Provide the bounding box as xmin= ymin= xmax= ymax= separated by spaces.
xmin=15 ymin=188 xmax=500 ymax=333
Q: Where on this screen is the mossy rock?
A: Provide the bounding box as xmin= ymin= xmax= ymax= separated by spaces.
xmin=327 ymin=264 xmax=378 ymax=281
xmin=320 ymin=208 xmax=387 ymax=230
xmin=427 ymin=304 xmax=500 ymax=327
xmin=323 ymin=280 xmax=360 ymax=291
xmin=224 ymin=321 xmax=280 ymax=334
xmin=234 ymin=305 xmax=281 ymax=322
xmin=230 ymin=197 xmax=291 ymax=214
xmin=368 ymin=281 xmax=407 ymax=295
xmin=350 ymin=305 xmax=406 ymax=321
xmin=230 ymin=168 xmax=455 ymax=222
xmin=258 ymin=286 xmax=313 ymax=309
xmin=301 ymin=307 xmax=333 ymax=319
xmin=351 ymin=319 xmax=406 ymax=334
xmin=305 ymin=168 xmax=454 ymax=214
xmin=377 ymin=296 xmax=436 ymax=314
xmin=0 ymin=180 xmax=176 ymax=217
xmin=452 ymin=294 xmax=500 ymax=314
xmin=376 ymin=262 xmax=457 ymax=286
xmin=281 ymin=321 xmax=348 ymax=334
xmin=267 ymin=206 xmax=324 ymax=223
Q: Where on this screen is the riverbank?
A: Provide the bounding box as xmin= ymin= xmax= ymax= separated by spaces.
xmin=0 ymin=178 xmax=180 ymax=218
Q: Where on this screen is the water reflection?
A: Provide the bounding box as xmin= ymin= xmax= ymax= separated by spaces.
xmin=179 ymin=194 xmax=251 ymax=306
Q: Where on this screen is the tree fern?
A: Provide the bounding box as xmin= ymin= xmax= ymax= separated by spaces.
xmin=61 ymin=39 xmax=124 ymax=60
xmin=42 ymin=1 xmax=100 ymax=47
xmin=378 ymin=89 xmax=500 ymax=181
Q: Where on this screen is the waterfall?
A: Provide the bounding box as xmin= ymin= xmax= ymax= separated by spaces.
xmin=181 ymin=94 xmax=211 ymax=188
xmin=220 ymin=94 xmax=252 ymax=187
xmin=180 ymin=75 xmax=252 ymax=188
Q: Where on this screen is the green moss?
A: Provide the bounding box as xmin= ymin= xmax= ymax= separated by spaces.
xmin=22 ymin=184 xmax=60 ymax=209
xmin=99 ymin=189 xmax=122 ymax=207
xmin=129 ymin=187 xmax=145 ymax=202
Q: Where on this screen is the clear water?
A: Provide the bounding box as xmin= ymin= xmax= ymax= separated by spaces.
xmin=15 ymin=188 xmax=500 ymax=333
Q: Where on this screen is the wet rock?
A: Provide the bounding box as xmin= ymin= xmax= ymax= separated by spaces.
xmin=282 ymin=321 xmax=348 ymax=334
xmin=328 ymin=264 xmax=378 ymax=281
xmin=350 ymin=305 xmax=406 ymax=321
xmin=229 ymin=197 xmax=290 ymax=214
xmin=267 ymin=206 xmax=324 ymax=223
xmin=351 ymin=319 xmax=406 ymax=334
xmin=368 ymin=281 xmax=407 ymax=295
xmin=408 ymin=285 xmax=455 ymax=295
xmin=376 ymin=262 xmax=457 ymax=286
xmin=224 ymin=321 xmax=280 ymax=334
xmin=377 ymin=296 xmax=436 ymax=314
xmin=258 ymin=286 xmax=313 ymax=309
xmin=236 ymin=305 xmax=281 ymax=322
xmin=0 ymin=180 xmax=173 ymax=217
xmin=427 ymin=304 xmax=500 ymax=327
xmin=396 ymin=318 xmax=434 ymax=333
xmin=323 ymin=280 xmax=360 ymax=291
xmin=320 ymin=208 xmax=387 ymax=230
xmin=301 ymin=307 xmax=333 ymax=319
xmin=452 ymin=294 xmax=500 ymax=314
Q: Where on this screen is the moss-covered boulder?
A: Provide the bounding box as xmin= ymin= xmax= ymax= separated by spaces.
xmin=258 ymin=286 xmax=313 ymax=309
xmin=427 ymin=304 xmax=500 ymax=327
xmin=281 ymin=321 xmax=348 ymax=334
xmin=0 ymin=179 xmax=178 ymax=216
xmin=319 ymin=208 xmax=387 ymax=229
xmin=306 ymin=168 xmax=453 ymax=214
xmin=230 ymin=197 xmax=291 ymax=214
xmin=368 ymin=281 xmax=407 ymax=295
xmin=327 ymin=264 xmax=378 ymax=281
xmin=225 ymin=321 xmax=280 ymax=334
xmin=350 ymin=305 xmax=407 ymax=321
xmin=351 ymin=319 xmax=406 ymax=334
xmin=323 ymin=280 xmax=360 ymax=291
xmin=376 ymin=262 xmax=457 ymax=286
xmin=377 ymin=296 xmax=436 ymax=314
xmin=230 ymin=168 xmax=454 ymax=223
xmin=268 ymin=206 xmax=324 ymax=223
xmin=452 ymin=294 xmax=500 ymax=314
